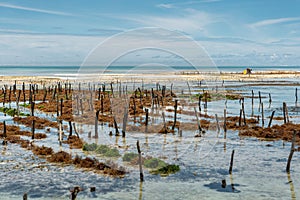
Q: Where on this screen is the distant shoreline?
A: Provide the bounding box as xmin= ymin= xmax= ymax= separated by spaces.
xmin=1 ymin=70 xmax=300 ymax=85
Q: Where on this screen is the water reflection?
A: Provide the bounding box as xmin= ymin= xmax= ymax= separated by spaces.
xmin=139 ymin=181 xmax=143 ymax=200
xmin=287 ymin=173 xmax=296 ymax=200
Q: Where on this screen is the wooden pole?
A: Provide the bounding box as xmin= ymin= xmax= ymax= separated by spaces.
xmin=242 ymin=102 xmax=246 ymax=126
xmin=72 ymin=122 xmax=80 ymax=138
xmin=59 ymin=120 xmax=63 ymax=145
xmin=3 ymin=121 xmax=7 ymax=138
xmin=224 ymin=109 xmax=227 ymax=133
xmin=145 ymin=108 xmax=149 ymax=133
xmin=258 ymin=91 xmax=262 ymax=112
xmin=261 ymin=102 xmax=264 ymax=127
xmin=204 ymin=92 xmax=208 ymax=109
xmin=137 ymin=140 xmax=144 ymax=182
xmin=198 ymin=95 xmax=202 ymax=112
xmin=22 ymin=82 xmax=25 ymax=104
xmin=68 ymin=121 xmax=72 ymax=137
xmin=286 ymin=130 xmax=297 ymax=173
xmin=172 ymin=100 xmax=178 ymax=131
xmin=239 ymin=109 xmax=242 ymax=127
xmin=122 ymin=106 xmax=128 ymax=137
xmin=285 ymin=103 xmax=290 ymax=123
xmin=60 ymin=98 xmax=63 ymax=116
xmin=31 ymin=102 xmax=35 ymax=116
xmin=95 ymin=110 xmax=99 ymax=139
xmin=215 ymin=114 xmax=220 ymax=134
xmin=295 ymin=88 xmax=298 ymax=103
xmin=31 ymin=120 xmax=35 ymax=140
xmin=229 ymin=149 xmax=235 ymax=174
xmin=251 ymin=90 xmax=254 ymax=116
xmin=283 ymin=102 xmax=287 ymax=124
xmin=113 ymin=116 xmax=120 ymax=136
xmin=268 ymin=111 xmax=275 ymax=128
xmin=194 ymin=107 xmax=202 ymax=133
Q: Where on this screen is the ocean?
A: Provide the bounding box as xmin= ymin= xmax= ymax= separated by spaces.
xmin=0 ymin=65 xmax=299 ymax=79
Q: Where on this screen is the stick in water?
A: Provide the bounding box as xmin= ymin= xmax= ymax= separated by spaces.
xmin=286 ymin=130 xmax=297 ymax=173
xmin=137 ymin=140 xmax=144 ymax=182
xmin=229 ymin=150 xmax=235 ymax=174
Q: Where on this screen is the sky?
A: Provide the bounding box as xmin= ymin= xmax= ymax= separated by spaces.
xmin=1 ymin=0 xmax=300 ymax=66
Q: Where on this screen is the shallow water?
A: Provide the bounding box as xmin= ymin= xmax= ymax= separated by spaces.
xmin=0 ymin=78 xmax=300 ymax=199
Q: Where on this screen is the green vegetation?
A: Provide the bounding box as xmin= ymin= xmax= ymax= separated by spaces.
xmin=20 ymin=103 xmax=30 ymax=107
xmin=193 ymin=93 xmax=240 ymax=101
xmin=122 ymin=152 xmax=139 ymax=162
xmin=151 ymin=164 xmax=180 ymax=176
xmin=82 ymin=143 xmax=98 ymax=151
xmin=103 ymin=148 xmax=120 ymax=157
xmin=83 ymin=143 xmax=120 ymax=157
xmin=0 ymin=107 xmax=29 ymax=116
xmin=37 ymin=105 xmax=45 ymax=109
xmin=95 ymin=144 xmax=110 ymax=154
xmin=144 ymin=158 xmax=167 ymax=169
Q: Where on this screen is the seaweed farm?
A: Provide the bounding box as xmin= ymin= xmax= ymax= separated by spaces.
xmin=0 ymin=75 xmax=300 ymax=200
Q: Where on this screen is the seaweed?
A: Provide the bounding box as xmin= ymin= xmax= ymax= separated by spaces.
xmin=144 ymin=158 xmax=167 ymax=169
xmin=83 ymin=143 xmax=121 ymax=157
xmin=151 ymin=164 xmax=180 ymax=176
xmin=122 ymin=152 xmax=139 ymax=162
xmin=95 ymin=144 xmax=110 ymax=154
xmin=82 ymin=143 xmax=98 ymax=151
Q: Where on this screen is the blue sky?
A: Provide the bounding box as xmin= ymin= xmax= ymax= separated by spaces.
xmin=1 ymin=0 xmax=300 ymax=66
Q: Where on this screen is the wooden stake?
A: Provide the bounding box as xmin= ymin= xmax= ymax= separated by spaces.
xmin=194 ymin=107 xmax=202 ymax=133
xmin=283 ymin=102 xmax=287 ymax=124
xmin=95 ymin=110 xmax=99 ymax=139
xmin=242 ymin=102 xmax=246 ymax=126
xmin=172 ymin=100 xmax=178 ymax=131
xmin=285 ymin=103 xmax=290 ymax=123
xmin=198 ymin=95 xmax=202 ymax=112
xmin=204 ymin=92 xmax=208 ymax=109
xmin=60 ymin=98 xmax=63 ymax=116
xmin=31 ymin=120 xmax=35 ymax=140
xmin=215 ymin=114 xmax=220 ymax=134
xmin=137 ymin=140 xmax=144 ymax=182
xmin=268 ymin=111 xmax=275 ymax=128
xmin=251 ymin=90 xmax=254 ymax=116
xmin=3 ymin=121 xmax=7 ymax=138
xmin=59 ymin=120 xmax=63 ymax=145
xmin=239 ymin=109 xmax=242 ymax=127
xmin=229 ymin=149 xmax=235 ymax=174
xmin=31 ymin=102 xmax=35 ymax=116
xmin=144 ymin=108 xmax=149 ymax=133
xmin=295 ymin=88 xmax=298 ymax=103
xmin=113 ymin=116 xmax=120 ymax=136
xmin=72 ymin=122 xmax=80 ymax=138
xmin=122 ymin=106 xmax=128 ymax=137
xmin=261 ymin=102 xmax=264 ymax=127
xmin=224 ymin=109 xmax=227 ymax=133
xmin=68 ymin=121 xmax=72 ymax=137
xmin=286 ymin=130 xmax=297 ymax=173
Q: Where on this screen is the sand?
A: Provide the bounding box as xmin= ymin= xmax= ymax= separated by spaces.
xmin=1 ymin=70 xmax=300 ymax=85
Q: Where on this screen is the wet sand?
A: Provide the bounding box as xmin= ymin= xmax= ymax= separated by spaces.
xmin=1 ymin=70 xmax=300 ymax=85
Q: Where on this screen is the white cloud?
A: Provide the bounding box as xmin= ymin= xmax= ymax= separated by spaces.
xmin=0 ymin=28 xmax=41 ymax=34
xmin=0 ymin=3 xmax=73 ymax=16
xmin=156 ymin=4 xmax=174 ymax=9
xmin=156 ymin=0 xmax=221 ymax=9
xmin=119 ymin=10 xmax=221 ymax=37
xmin=249 ymin=17 xmax=300 ymax=28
